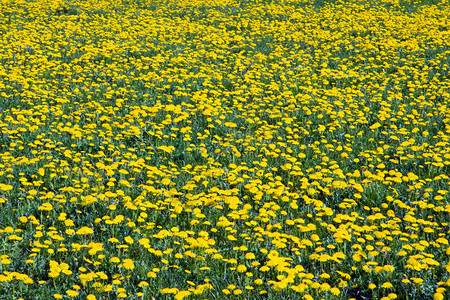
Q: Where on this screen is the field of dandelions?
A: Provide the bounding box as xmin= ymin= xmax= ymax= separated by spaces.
xmin=0 ymin=0 xmax=449 ymax=299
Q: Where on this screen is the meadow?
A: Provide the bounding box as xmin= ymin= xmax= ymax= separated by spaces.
xmin=0 ymin=0 xmax=449 ymax=299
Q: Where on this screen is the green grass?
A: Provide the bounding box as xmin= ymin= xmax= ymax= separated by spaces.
xmin=0 ymin=0 xmax=449 ymax=299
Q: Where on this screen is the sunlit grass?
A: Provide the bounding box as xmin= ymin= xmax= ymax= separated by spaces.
xmin=0 ymin=0 xmax=449 ymax=299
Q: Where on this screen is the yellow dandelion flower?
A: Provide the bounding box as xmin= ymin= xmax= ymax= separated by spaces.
xmin=122 ymin=259 xmax=135 ymax=270
xmin=381 ymin=282 xmax=393 ymax=289
xmin=237 ymin=264 xmax=247 ymax=273
xmin=76 ymin=227 xmax=94 ymax=235
xmin=174 ymin=291 xmax=191 ymax=300
xmin=433 ymin=293 xmax=444 ymax=300
xmin=66 ymin=290 xmax=78 ymax=297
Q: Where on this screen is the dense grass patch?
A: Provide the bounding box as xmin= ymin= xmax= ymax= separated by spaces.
xmin=0 ymin=0 xmax=449 ymax=299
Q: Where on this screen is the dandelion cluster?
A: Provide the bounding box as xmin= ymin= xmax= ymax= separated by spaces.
xmin=0 ymin=0 xmax=449 ymax=299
